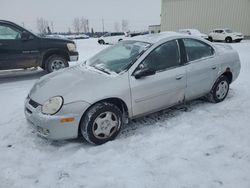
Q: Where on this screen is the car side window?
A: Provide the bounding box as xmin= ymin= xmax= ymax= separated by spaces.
xmin=141 ymin=40 xmax=180 ymax=72
xmin=0 ymin=25 xmax=21 ymax=40
xmin=183 ymin=38 xmax=214 ymax=62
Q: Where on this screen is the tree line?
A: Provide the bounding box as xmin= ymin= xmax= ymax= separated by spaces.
xmin=36 ymin=17 xmax=129 ymax=35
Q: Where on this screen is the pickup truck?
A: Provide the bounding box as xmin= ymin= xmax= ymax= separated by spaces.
xmin=0 ymin=20 xmax=79 ymax=73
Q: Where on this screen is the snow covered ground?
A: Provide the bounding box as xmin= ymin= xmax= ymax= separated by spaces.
xmin=0 ymin=38 xmax=250 ymax=188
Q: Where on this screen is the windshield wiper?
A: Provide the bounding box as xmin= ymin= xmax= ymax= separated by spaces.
xmin=93 ymin=66 xmax=111 ymax=75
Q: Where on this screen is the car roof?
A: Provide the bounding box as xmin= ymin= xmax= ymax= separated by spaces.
xmin=128 ymin=31 xmax=187 ymax=44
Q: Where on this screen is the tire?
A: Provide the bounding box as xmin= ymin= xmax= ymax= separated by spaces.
xmin=98 ymin=40 xmax=105 ymax=45
xmin=44 ymin=55 xmax=69 ymax=73
xmin=225 ymin=37 xmax=232 ymax=43
xmin=80 ymin=102 xmax=123 ymax=145
xmin=208 ymin=36 xmax=213 ymax=42
xmin=207 ymin=75 xmax=230 ymax=103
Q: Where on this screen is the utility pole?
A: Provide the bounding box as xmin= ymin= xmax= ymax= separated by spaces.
xmin=102 ymin=19 xmax=105 ymax=34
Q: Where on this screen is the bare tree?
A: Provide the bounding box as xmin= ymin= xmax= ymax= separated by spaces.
xmin=73 ymin=17 xmax=81 ymax=34
xmin=80 ymin=18 xmax=89 ymax=33
xmin=114 ymin=22 xmax=120 ymax=32
xmin=67 ymin=27 xmax=72 ymax=34
xmin=121 ymin=19 xmax=129 ymax=32
xmin=50 ymin=21 xmax=54 ymax=33
xmin=37 ymin=18 xmax=49 ymax=34
xmin=73 ymin=17 xmax=89 ymax=34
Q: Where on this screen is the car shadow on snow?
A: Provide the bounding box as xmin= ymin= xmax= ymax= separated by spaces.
xmin=120 ymin=88 xmax=235 ymax=139
xmin=120 ymin=99 xmax=206 ymax=138
xmin=43 ymin=99 xmax=209 ymax=148
xmin=0 ymin=68 xmax=46 ymax=84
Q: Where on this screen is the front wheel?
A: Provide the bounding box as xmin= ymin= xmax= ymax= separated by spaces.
xmin=207 ymin=75 xmax=230 ymax=103
xmin=225 ymin=37 xmax=232 ymax=43
xmin=80 ymin=102 xmax=123 ymax=145
xmin=98 ymin=40 xmax=105 ymax=45
xmin=45 ymin=55 xmax=69 ymax=73
xmin=208 ymin=36 xmax=213 ymax=42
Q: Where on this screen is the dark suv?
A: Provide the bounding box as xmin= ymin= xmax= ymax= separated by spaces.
xmin=0 ymin=20 xmax=79 ymax=73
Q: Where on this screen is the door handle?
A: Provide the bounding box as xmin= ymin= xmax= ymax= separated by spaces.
xmin=176 ymin=75 xmax=184 ymax=80
xmin=212 ymin=67 xmax=217 ymax=70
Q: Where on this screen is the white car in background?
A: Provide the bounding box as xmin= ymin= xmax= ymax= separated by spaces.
xmin=208 ymin=29 xmax=244 ymax=43
xmin=98 ymin=32 xmax=126 ymax=44
xmin=179 ymin=29 xmax=208 ymax=40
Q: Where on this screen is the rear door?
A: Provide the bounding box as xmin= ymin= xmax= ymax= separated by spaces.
xmin=181 ymin=38 xmax=217 ymax=100
xmin=130 ymin=40 xmax=187 ymax=117
xmin=0 ymin=23 xmax=40 ymax=70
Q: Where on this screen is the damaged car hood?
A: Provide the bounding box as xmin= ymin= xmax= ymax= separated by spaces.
xmin=29 ymin=65 xmax=119 ymax=104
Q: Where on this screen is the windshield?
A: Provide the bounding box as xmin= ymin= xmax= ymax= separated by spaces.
xmin=86 ymin=41 xmax=151 ymax=74
xmin=225 ymin=29 xmax=233 ymax=33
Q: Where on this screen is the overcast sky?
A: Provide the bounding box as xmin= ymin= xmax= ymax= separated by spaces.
xmin=0 ymin=0 xmax=161 ymax=33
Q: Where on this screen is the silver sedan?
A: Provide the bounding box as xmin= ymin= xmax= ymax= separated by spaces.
xmin=25 ymin=32 xmax=241 ymax=145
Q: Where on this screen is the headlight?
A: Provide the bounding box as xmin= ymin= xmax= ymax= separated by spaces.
xmin=67 ymin=43 xmax=77 ymax=52
xmin=42 ymin=96 xmax=63 ymax=115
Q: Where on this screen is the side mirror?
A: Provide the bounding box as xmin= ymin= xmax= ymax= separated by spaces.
xmin=134 ymin=67 xmax=156 ymax=79
xmin=21 ymin=31 xmax=30 ymax=40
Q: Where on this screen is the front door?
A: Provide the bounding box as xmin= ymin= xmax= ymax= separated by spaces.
xmin=129 ymin=40 xmax=187 ymax=117
xmin=0 ymin=23 xmax=39 ymax=70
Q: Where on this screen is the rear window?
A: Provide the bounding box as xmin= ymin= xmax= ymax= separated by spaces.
xmin=183 ymin=38 xmax=214 ymax=62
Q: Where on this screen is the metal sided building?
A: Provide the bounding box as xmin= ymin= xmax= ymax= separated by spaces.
xmin=161 ymin=0 xmax=250 ymax=36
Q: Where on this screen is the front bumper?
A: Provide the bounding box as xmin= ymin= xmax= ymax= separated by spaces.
xmin=24 ymin=97 xmax=90 ymax=140
xmin=69 ymin=51 xmax=79 ymax=62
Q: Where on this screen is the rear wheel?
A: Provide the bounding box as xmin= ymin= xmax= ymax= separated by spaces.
xmin=207 ymin=75 xmax=230 ymax=103
xmin=225 ymin=37 xmax=232 ymax=43
xmin=80 ymin=102 xmax=123 ymax=145
xmin=44 ymin=55 xmax=69 ymax=73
